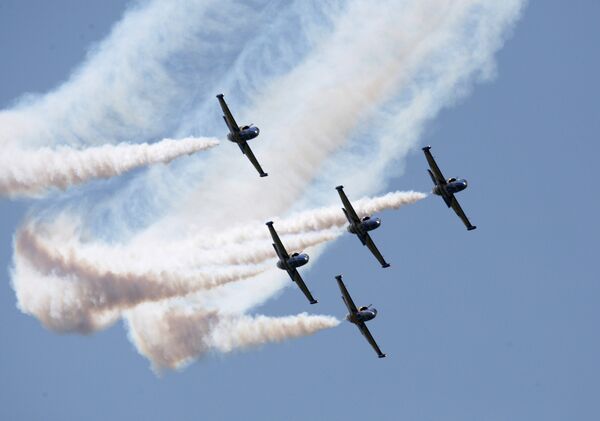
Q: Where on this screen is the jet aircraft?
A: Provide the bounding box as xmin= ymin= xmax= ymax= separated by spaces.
xmin=335 ymin=275 xmax=386 ymax=358
xmin=336 ymin=185 xmax=390 ymax=268
xmin=266 ymin=221 xmax=317 ymax=304
xmin=216 ymin=94 xmax=268 ymax=177
xmin=422 ymin=145 xmax=476 ymax=231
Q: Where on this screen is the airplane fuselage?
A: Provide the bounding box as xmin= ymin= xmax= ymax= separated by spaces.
xmin=347 ymin=216 xmax=381 ymax=234
xmin=276 ymin=252 xmax=309 ymax=270
xmin=347 ymin=306 xmax=378 ymax=324
xmin=227 ymin=126 xmax=260 ymax=143
xmin=433 ymin=178 xmax=468 ymax=196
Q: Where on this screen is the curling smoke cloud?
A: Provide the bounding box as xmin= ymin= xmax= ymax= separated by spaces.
xmin=0 ymin=137 xmax=218 ymax=198
xmin=12 ymin=216 xmax=345 ymax=332
xmin=13 ymin=225 xmax=267 ymax=332
xmin=5 ymin=0 xmax=525 ymax=369
xmin=0 ymin=1 xmax=266 ymax=149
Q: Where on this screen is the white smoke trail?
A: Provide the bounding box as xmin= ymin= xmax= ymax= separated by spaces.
xmin=15 ymin=189 xmax=422 ymax=278
xmin=63 ymin=189 xmax=423 ymax=272
xmin=9 ymin=187 xmax=423 ymax=334
xmin=125 ymin=305 xmax=339 ymax=371
xmin=0 ymin=137 xmax=218 ymax=198
xmin=12 ymin=225 xmax=269 ymax=332
xmin=192 ymin=230 xmax=341 ymax=266
xmin=198 ymin=190 xmax=427 ymax=248
xmin=11 ymin=216 xmax=345 ymax=333
xmin=133 ymin=229 xmax=342 ymax=268
xmin=17 ymin=216 xmax=341 ymax=271
xmin=210 ymin=312 xmax=340 ymax=353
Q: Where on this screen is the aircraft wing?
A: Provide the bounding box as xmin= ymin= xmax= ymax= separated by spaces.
xmin=216 ymin=94 xmax=240 ymax=134
xmin=289 ymin=269 xmax=318 ymax=304
xmin=422 ymin=146 xmax=446 ymax=185
xmin=266 ymin=221 xmax=289 ymax=260
xmin=239 ymin=141 xmax=268 ymax=177
xmin=335 ymin=186 xmax=361 ymax=225
xmin=363 ymin=233 xmax=390 ymax=268
xmin=357 ymin=321 xmax=386 ymax=358
xmin=450 ymin=196 xmax=477 ymax=231
xmin=335 ymin=275 xmax=358 ymax=314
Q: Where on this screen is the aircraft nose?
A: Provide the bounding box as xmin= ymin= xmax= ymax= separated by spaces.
xmin=254 ymin=127 xmax=260 ymax=135
xmin=463 ymin=180 xmax=468 ymax=188
xmin=304 ymin=254 xmax=310 ymax=262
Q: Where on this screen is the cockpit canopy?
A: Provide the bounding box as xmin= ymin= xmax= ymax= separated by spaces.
xmin=448 ymin=177 xmax=457 ymax=183
xmin=362 ymin=216 xmax=371 ymax=221
xmin=359 ymin=306 xmax=369 ymax=311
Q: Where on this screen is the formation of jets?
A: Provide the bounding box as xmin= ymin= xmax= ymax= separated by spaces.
xmin=216 ymin=95 xmax=477 ymax=358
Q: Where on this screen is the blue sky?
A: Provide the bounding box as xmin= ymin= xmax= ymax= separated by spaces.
xmin=1 ymin=1 xmax=599 ymax=420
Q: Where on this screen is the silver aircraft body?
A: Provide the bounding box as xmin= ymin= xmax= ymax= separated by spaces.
xmin=336 ymin=185 xmax=390 ymax=268
xmin=266 ymin=221 xmax=317 ymax=304
xmin=217 ymin=94 xmax=268 ymax=177
xmin=335 ymin=275 xmax=386 ymax=358
xmin=422 ymin=145 xmax=476 ymax=230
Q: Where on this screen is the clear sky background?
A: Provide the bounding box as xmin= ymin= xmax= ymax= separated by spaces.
xmin=1 ymin=1 xmax=599 ymax=420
